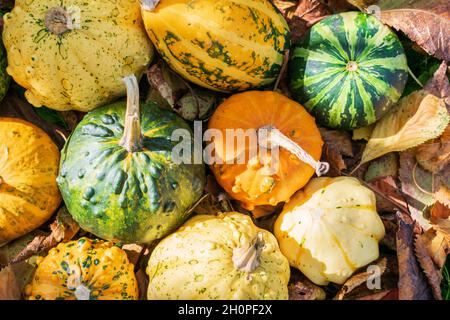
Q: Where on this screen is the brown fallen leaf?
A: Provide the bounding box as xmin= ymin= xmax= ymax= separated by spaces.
xmin=357 ymin=289 xmax=398 ymax=300
xmin=423 ymin=61 xmax=450 ymax=100
xmin=348 ymin=0 xmax=450 ymax=61
xmin=335 ymin=258 xmax=387 ymax=300
xmin=434 ymin=185 xmax=450 ymax=208
xmin=396 ymin=211 xmax=434 ymax=300
xmin=0 ymin=91 xmax=69 ymax=148
xmin=135 ymin=268 xmax=149 ymax=300
xmin=414 ymin=233 xmax=443 ymax=299
xmin=288 ymin=268 xmax=326 ymax=300
xmin=381 ymin=215 xmax=398 ymax=251
xmin=0 ymin=266 xmax=21 ymax=300
xmin=368 ymin=176 xmax=408 ymax=213
xmin=9 ymin=207 xmax=79 ymax=265
xmin=319 ymin=127 xmax=353 ymax=172
xmin=418 ymin=228 xmax=450 ymax=269
xmin=415 ymin=126 xmax=450 ymax=174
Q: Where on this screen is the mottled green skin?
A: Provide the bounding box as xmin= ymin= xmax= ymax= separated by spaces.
xmin=289 ymin=12 xmax=408 ymax=130
xmin=57 ymin=101 xmax=205 ymax=244
xmin=0 ymin=43 xmax=10 ymax=101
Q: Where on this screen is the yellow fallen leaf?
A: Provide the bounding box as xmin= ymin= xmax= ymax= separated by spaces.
xmin=361 ymin=91 xmax=449 ymax=164
xmin=352 ymin=124 xmax=374 ymax=141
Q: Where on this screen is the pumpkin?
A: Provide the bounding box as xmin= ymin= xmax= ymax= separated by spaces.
xmin=0 ymin=41 xmax=9 ymax=102
xmin=3 ymin=0 xmax=153 ymax=111
xmin=207 ymin=91 xmax=325 ymax=210
xmin=0 ymin=118 xmax=61 ymax=245
xmin=289 ymin=12 xmax=408 ymax=130
xmin=146 ymin=212 xmax=290 ymax=300
xmin=57 ymin=75 xmax=205 ymax=244
xmin=140 ymin=0 xmax=290 ymax=92
xmin=25 ymin=237 xmax=138 ymax=300
xmin=274 ymin=177 xmax=385 ymax=285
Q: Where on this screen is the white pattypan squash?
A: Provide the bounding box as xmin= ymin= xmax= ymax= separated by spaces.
xmin=274 ymin=177 xmax=385 ymax=285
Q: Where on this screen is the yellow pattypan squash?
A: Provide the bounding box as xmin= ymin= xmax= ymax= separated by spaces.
xmin=3 ymin=0 xmax=153 ymax=111
xmin=274 ymin=177 xmax=385 ymax=285
xmin=147 ymin=212 xmax=290 ymax=300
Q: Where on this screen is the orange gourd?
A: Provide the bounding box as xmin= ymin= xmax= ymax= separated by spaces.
xmin=0 ymin=118 xmax=61 ymax=245
xmin=25 ymin=237 xmax=139 ymax=300
xmin=207 ymin=91 xmax=324 ymax=210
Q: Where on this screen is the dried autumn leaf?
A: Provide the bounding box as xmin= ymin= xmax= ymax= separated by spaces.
xmin=361 ymin=90 xmax=449 ymax=164
xmin=335 ymin=258 xmax=387 ymax=300
xmin=368 ymin=176 xmax=408 ymax=213
xmin=418 ymin=228 xmax=450 ymax=269
xmin=9 ymin=207 xmax=79 ymax=265
xmin=353 ymin=124 xmax=374 ymax=141
xmin=396 ymin=211 xmax=434 ymax=300
xmin=364 ymin=153 xmax=399 ymax=182
xmin=288 ymin=268 xmax=326 ymax=300
xmin=348 ymin=0 xmax=450 ymax=61
xmin=399 ymin=152 xmax=435 ymax=230
xmin=415 ymin=125 xmax=450 ymax=174
xmin=434 ymin=185 xmax=450 ymax=208
xmin=423 ymin=61 xmax=450 ymax=100
xmin=319 ymin=127 xmax=353 ymax=171
xmin=0 ymin=266 xmax=21 ymax=300
xmin=414 ymin=234 xmax=443 ymax=299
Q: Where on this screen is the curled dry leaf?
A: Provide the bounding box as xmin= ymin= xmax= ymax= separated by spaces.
xmin=319 ymin=127 xmax=353 ymax=172
xmin=415 ymin=125 xmax=450 ymax=174
xmin=0 ymin=266 xmax=21 ymax=300
xmin=414 ymin=233 xmax=443 ymax=299
xmin=418 ymin=228 xmax=450 ymax=269
xmin=396 ymin=211 xmax=434 ymax=300
xmin=9 ymin=207 xmax=79 ymax=265
xmin=335 ymin=258 xmax=387 ymax=300
xmin=368 ymin=176 xmax=408 ymax=213
xmin=288 ymin=268 xmax=326 ymax=300
xmin=423 ymin=61 xmax=450 ymax=100
xmin=348 ymin=0 xmax=450 ymax=61
xmin=361 ymin=90 xmax=449 ymax=164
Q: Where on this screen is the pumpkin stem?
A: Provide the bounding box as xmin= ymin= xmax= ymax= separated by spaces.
xmin=140 ymin=0 xmax=161 ymax=11
xmin=45 ymin=7 xmax=79 ymax=35
xmin=258 ymin=125 xmax=329 ymax=177
xmin=346 ymin=61 xmax=358 ymax=72
xmin=232 ymin=232 xmax=265 ymax=273
xmin=120 ymin=75 xmax=143 ymax=153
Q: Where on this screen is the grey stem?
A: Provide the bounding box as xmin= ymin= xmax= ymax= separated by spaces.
xmin=232 ymin=233 xmax=265 ymax=273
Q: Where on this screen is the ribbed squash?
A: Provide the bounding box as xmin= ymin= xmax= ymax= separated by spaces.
xmin=25 ymin=237 xmax=138 ymax=300
xmin=147 ymin=212 xmax=290 ymax=300
xmin=57 ymin=75 xmax=205 ymax=244
xmin=274 ymin=177 xmax=385 ymax=285
xmin=0 ymin=118 xmax=61 ymax=245
xmin=3 ymin=0 xmax=153 ymax=111
xmin=208 ymin=91 xmax=324 ymax=210
xmin=289 ymin=12 xmax=408 ymax=129
xmin=141 ymin=0 xmax=290 ymax=92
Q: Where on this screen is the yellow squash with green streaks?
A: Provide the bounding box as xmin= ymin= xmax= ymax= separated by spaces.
xmin=141 ymin=0 xmax=290 ymax=92
xmin=147 ymin=212 xmax=290 ymax=300
xmin=3 ymin=0 xmax=153 ymax=111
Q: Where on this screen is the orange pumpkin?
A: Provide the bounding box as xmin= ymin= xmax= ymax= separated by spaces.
xmin=0 ymin=118 xmax=61 ymax=245
xmin=207 ymin=91 xmax=324 ymax=210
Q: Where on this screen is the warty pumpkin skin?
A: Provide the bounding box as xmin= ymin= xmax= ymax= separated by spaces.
xmin=147 ymin=212 xmax=290 ymax=300
xmin=208 ymin=91 xmax=324 ymax=210
xmin=3 ymin=0 xmax=153 ymax=111
xmin=274 ymin=177 xmax=385 ymax=285
xmin=0 ymin=118 xmax=61 ymax=245
xmin=57 ymin=75 xmax=205 ymax=244
xmin=141 ymin=0 xmax=290 ymax=92
xmin=25 ymin=237 xmax=139 ymax=300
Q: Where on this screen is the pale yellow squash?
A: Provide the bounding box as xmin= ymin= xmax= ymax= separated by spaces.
xmin=274 ymin=177 xmax=385 ymax=285
xmin=147 ymin=212 xmax=290 ymax=300
xmin=0 ymin=118 xmax=61 ymax=245
xmin=3 ymin=0 xmax=153 ymax=111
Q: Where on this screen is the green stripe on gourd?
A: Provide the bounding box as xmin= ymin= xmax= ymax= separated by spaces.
xmin=289 ymin=12 xmax=408 ymax=130
xmin=57 ymin=75 xmax=205 ymax=244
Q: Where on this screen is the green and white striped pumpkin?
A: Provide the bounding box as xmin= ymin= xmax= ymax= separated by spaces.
xmin=289 ymin=12 xmax=408 ymax=130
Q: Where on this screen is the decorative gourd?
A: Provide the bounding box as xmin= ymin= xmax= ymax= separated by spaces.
xmin=0 ymin=118 xmax=61 ymax=245
xmin=140 ymin=0 xmax=290 ymax=92
xmin=208 ymin=91 xmax=326 ymax=210
xmin=25 ymin=237 xmax=138 ymax=300
xmin=0 ymin=43 xmax=9 ymax=102
xmin=57 ymin=75 xmax=205 ymax=244
xmin=289 ymin=12 xmax=408 ymax=130
xmin=147 ymin=212 xmax=290 ymax=300
xmin=3 ymin=0 xmax=153 ymax=111
xmin=274 ymin=177 xmax=385 ymax=285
